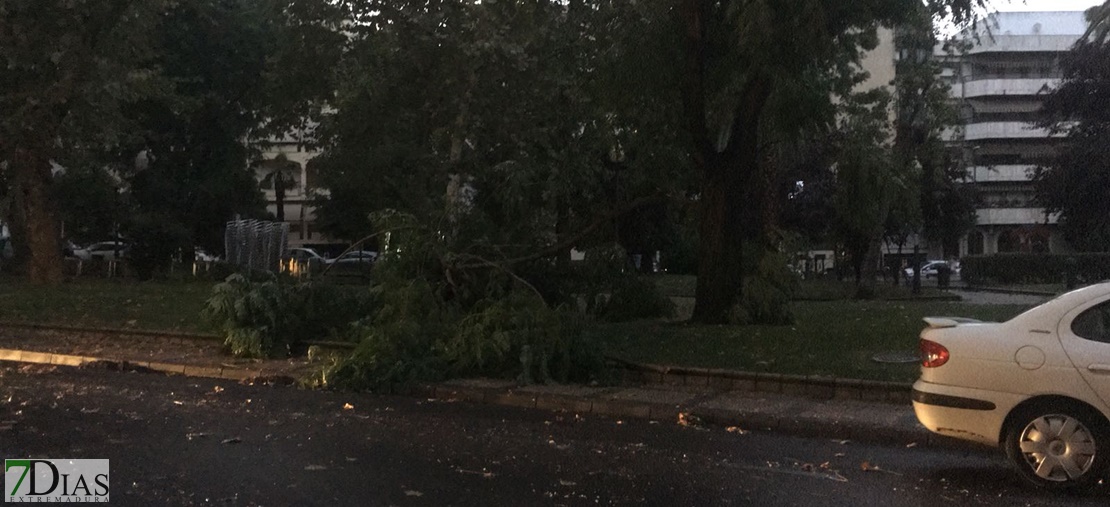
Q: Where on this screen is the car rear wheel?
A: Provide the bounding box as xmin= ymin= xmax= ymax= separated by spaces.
xmin=1003 ymin=404 xmax=1109 ymax=491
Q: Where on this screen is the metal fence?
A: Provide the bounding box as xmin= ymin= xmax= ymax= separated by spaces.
xmin=224 ymin=219 xmax=288 ymax=273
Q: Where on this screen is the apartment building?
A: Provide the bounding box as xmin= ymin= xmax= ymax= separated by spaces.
xmin=254 ymin=127 xmax=328 ymax=249
xmin=945 ymin=11 xmax=1088 ymax=256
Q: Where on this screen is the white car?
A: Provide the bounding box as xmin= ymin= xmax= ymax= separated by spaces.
xmin=84 ymin=241 xmax=129 ymax=261
xmin=904 ymin=260 xmax=959 ymax=279
xmin=913 ymin=282 xmax=1110 ymax=491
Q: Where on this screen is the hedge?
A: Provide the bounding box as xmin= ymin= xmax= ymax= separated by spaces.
xmin=962 ymin=253 xmax=1110 ymax=285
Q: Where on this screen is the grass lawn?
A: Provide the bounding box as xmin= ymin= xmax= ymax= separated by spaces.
xmin=0 ymin=275 xmax=1046 ymax=383
xmin=597 ymin=299 xmax=1033 ymax=383
xmin=649 ymin=274 xmax=954 ymax=300
xmin=0 ymin=278 xmax=217 ymax=333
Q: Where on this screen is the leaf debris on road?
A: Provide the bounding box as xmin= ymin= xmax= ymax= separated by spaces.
xmin=860 ymin=461 xmax=902 ymax=476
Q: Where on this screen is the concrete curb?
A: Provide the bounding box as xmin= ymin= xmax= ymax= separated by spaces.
xmin=607 ymin=358 xmax=913 ymax=404
xmin=0 ymin=347 xmax=978 ymax=451
xmin=0 ymin=348 xmax=280 ymax=383
xmin=0 ymin=320 xmax=906 ymax=401
xmin=0 ymin=322 xmax=356 ymax=351
xmin=0 ymin=321 xmax=221 ymax=341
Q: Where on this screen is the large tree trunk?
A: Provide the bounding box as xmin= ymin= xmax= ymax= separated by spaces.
xmin=855 ymin=237 xmax=882 ymax=299
xmin=688 ymin=82 xmax=771 ymax=322
xmin=4 ymin=169 xmax=31 ymax=275
xmin=679 ymin=0 xmax=776 ymax=323
xmin=692 ymin=158 xmax=746 ymax=323
xmin=10 ymin=145 xmax=63 ymax=284
xmin=274 ymin=171 xmax=286 ymax=223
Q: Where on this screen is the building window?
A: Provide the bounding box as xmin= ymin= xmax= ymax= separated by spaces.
xmin=998 ymin=227 xmax=1050 ymax=253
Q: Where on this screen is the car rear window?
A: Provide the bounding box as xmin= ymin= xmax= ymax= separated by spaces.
xmin=1072 ymin=302 xmax=1110 ymax=344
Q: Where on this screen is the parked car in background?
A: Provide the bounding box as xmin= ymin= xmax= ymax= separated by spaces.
xmin=194 ymin=247 xmax=219 ymax=262
xmin=904 ymin=260 xmax=959 ymax=280
xmin=84 ymin=241 xmax=129 ymax=261
xmin=285 ymin=247 xmax=325 ymax=263
xmin=64 ymin=241 xmax=90 ymax=260
xmin=913 ymin=282 xmax=1110 ymax=491
xmin=326 ymin=250 xmax=378 ymax=265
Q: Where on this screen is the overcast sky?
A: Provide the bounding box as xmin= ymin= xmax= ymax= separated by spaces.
xmin=990 ymin=0 xmax=1103 ymax=12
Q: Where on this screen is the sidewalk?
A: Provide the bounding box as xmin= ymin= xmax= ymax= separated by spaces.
xmin=0 ymin=322 xmax=978 ymax=452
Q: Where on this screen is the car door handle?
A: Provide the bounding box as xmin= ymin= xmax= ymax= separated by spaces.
xmin=1088 ymin=364 xmax=1110 ymax=374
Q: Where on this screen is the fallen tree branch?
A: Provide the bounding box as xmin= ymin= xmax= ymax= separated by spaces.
xmin=453 ymin=253 xmax=547 ymax=303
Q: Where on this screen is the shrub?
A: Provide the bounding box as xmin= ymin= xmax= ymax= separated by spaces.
xmin=319 ymin=282 xmax=453 ymax=390
xmin=308 ymin=210 xmax=609 ymax=390
xmin=574 ymin=244 xmax=675 ymax=322
xmin=443 ymin=292 xmax=600 ymax=383
xmin=731 ymin=247 xmax=798 ymax=325
xmin=660 ymin=230 xmax=698 ymax=275
xmin=962 ymin=253 xmax=1110 ymax=285
xmin=203 ymin=274 xmax=377 ymax=357
xmin=594 ymin=276 xmax=675 ymax=322
xmin=320 ymin=282 xmax=603 ymax=391
xmin=125 ymin=213 xmax=190 ymax=280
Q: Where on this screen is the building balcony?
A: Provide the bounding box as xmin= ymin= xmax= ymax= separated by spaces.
xmin=962 ymin=34 xmax=1081 ymax=54
xmin=950 ymin=78 xmax=1058 ymax=98
xmin=969 ymin=165 xmax=1036 ymax=182
xmin=976 ymin=207 xmax=1058 ymax=226
xmin=962 ymin=122 xmax=1059 ymax=141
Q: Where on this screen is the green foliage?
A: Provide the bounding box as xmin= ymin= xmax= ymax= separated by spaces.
xmin=125 ymin=213 xmax=191 ymax=280
xmin=660 ymin=229 xmax=698 ymax=275
xmin=52 ymin=167 xmax=125 ymax=244
xmin=893 ymin=9 xmax=975 ymax=257
xmin=962 ymin=253 xmax=1110 ymax=286
xmin=124 ymin=0 xmax=294 ymax=256
xmin=571 ymin=244 xmax=674 ymax=322
xmin=320 ymin=281 xmax=453 ymax=390
xmin=321 ymin=280 xmax=602 ymax=392
xmin=1084 ymin=1 xmax=1110 ymax=44
xmin=595 ymin=277 xmax=676 ymax=323
xmin=310 ymin=0 xmax=687 ymax=252
xmin=443 ymin=292 xmax=597 ymax=384
xmin=1 ymin=0 xmax=168 ymax=281
xmin=831 ymin=90 xmax=897 ymax=279
xmin=310 ymin=209 xmax=610 ymax=390
xmin=1034 ymin=40 xmax=1110 ymax=251
xmin=732 ymin=247 xmax=798 ymax=325
xmin=203 ymin=274 xmax=377 ymax=358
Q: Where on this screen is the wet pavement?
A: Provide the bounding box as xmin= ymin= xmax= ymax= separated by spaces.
xmin=2 ymin=364 xmax=1108 ymax=506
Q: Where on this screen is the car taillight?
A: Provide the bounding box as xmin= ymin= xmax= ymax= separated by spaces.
xmin=920 ymin=339 xmax=949 ymax=368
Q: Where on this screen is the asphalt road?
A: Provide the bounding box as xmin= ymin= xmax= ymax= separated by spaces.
xmin=1 ymin=364 xmax=1108 ymax=506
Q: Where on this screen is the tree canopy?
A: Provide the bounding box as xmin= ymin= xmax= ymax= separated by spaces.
xmin=311 ymin=0 xmax=686 ymax=261
xmin=0 ymin=0 xmax=166 ymax=281
xmin=1034 ymin=38 xmax=1110 ymax=251
xmin=2 ymin=0 xmax=995 ymax=315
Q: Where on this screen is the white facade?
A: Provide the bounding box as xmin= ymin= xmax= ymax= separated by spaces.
xmin=254 ymin=128 xmax=329 ymax=248
xmin=945 ymin=11 xmax=1088 ymax=256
